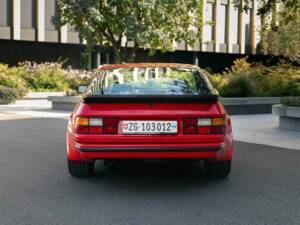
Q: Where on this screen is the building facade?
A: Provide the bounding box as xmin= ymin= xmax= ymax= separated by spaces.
xmin=0 ymin=0 xmax=262 ymax=71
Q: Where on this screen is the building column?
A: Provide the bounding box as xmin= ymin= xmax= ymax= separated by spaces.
xmin=238 ymin=0 xmax=244 ymax=53
xmin=37 ymin=0 xmax=45 ymax=41
xmin=60 ymin=25 xmax=68 ymax=43
xmin=213 ymin=0 xmax=218 ymax=52
xmin=12 ymin=0 xmax=21 ymax=40
xmin=251 ymin=0 xmax=260 ymax=54
xmin=226 ymin=0 xmax=231 ymax=53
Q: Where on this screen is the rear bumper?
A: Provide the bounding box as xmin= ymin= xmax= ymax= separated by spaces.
xmin=75 ymin=145 xmax=225 ymax=159
xmin=67 ymin=139 xmax=231 ymax=160
xmin=79 ymin=146 xmax=224 ymax=152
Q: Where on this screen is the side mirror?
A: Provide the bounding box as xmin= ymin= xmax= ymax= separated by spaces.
xmin=78 ymin=85 xmax=87 ymax=94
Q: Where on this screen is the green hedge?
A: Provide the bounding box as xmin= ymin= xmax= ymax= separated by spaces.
xmin=209 ymin=58 xmax=300 ymax=97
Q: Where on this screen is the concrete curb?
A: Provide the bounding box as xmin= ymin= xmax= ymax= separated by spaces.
xmin=272 ymin=104 xmax=300 ymax=132
xmin=23 ymin=92 xmax=65 ymax=100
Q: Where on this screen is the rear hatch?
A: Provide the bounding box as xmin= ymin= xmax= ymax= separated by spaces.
xmin=73 ymin=65 xmax=226 ymax=147
xmin=73 ymin=96 xmax=226 ymax=146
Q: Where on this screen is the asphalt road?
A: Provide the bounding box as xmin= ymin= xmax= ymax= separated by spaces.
xmin=0 ymin=116 xmax=300 ymax=225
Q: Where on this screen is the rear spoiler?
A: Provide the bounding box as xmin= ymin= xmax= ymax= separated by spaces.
xmin=82 ymin=95 xmax=219 ymax=104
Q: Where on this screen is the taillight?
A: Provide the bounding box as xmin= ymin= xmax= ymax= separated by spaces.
xmin=183 ymin=118 xmax=198 ymax=134
xmin=183 ymin=117 xmax=226 ymax=135
xmin=103 ymin=118 xmax=118 ymax=134
xmin=74 ymin=117 xmax=89 ymax=134
xmin=74 ymin=117 xmax=117 ymax=134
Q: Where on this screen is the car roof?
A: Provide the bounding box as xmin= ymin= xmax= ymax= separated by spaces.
xmin=98 ymin=63 xmax=198 ymax=71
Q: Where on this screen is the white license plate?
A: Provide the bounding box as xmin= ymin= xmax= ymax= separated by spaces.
xmin=122 ymin=121 xmax=178 ymax=134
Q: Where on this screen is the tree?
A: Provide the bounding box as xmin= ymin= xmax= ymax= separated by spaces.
xmin=259 ymin=0 xmax=300 ymax=62
xmin=58 ymin=0 xmax=201 ymax=63
xmin=233 ymin=0 xmax=300 ymax=62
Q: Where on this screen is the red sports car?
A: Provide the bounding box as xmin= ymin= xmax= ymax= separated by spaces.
xmin=67 ymin=63 xmax=233 ymax=178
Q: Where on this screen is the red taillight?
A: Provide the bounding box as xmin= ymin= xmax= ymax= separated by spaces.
xmin=75 ymin=125 xmax=89 ymax=134
xmin=103 ymin=118 xmax=118 ymax=134
xmin=183 ymin=118 xmax=198 ymax=134
xmin=74 ymin=117 xmax=117 ymax=134
xmin=211 ymin=126 xmax=226 ymax=134
xmin=89 ymin=126 xmax=103 ymax=134
xmin=183 ymin=117 xmax=226 ymax=135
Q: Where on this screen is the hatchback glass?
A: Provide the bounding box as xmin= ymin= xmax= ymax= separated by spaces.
xmin=86 ymin=67 xmax=214 ymax=96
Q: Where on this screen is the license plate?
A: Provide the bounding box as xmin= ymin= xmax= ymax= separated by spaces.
xmin=122 ymin=121 xmax=178 ymax=134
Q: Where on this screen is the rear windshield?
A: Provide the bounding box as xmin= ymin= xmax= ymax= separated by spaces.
xmin=86 ymin=67 xmax=214 ymax=96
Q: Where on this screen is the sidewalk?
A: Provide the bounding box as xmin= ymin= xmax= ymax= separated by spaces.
xmin=231 ymin=114 xmax=300 ymax=150
xmin=1 ymin=100 xmax=299 ymax=150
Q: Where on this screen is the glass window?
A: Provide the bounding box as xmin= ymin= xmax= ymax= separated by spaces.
xmin=45 ymin=0 xmax=58 ymax=30
xmin=21 ymin=0 xmax=36 ymax=28
xmin=230 ymin=7 xmax=238 ymax=44
xmin=203 ymin=2 xmax=214 ymax=42
xmin=219 ymin=4 xmax=227 ymax=43
xmin=86 ymin=67 xmax=214 ymax=96
xmin=0 ymin=0 xmax=11 ymax=27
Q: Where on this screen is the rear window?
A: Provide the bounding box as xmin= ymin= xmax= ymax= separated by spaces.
xmin=86 ymin=67 xmax=214 ymax=96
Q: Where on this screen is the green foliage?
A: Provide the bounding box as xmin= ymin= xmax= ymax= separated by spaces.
xmin=219 ymin=75 xmax=255 ymax=97
xmin=58 ymin=0 xmax=201 ymax=63
xmin=231 ymin=0 xmax=300 ymax=62
xmin=0 ymin=64 xmax=28 ymax=97
xmin=209 ymin=57 xmax=300 ymax=97
xmin=281 ymin=97 xmax=300 ymax=107
xmin=0 ymin=86 xmax=22 ymax=104
xmin=18 ymin=62 xmax=70 ymax=91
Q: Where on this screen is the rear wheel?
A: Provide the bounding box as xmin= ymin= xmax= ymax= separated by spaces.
xmin=204 ymin=160 xmax=231 ymax=178
xmin=68 ymin=159 xmax=95 ymax=177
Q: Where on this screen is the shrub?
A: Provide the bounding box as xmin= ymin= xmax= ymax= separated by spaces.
xmin=19 ymin=61 xmax=69 ymax=91
xmin=64 ymin=68 xmax=94 ymax=91
xmin=0 ymin=86 xmax=22 ymax=104
xmin=210 ymin=57 xmax=300 ymax=98
xmin=281 ymin=96 xmax=300 ymax=107
xmin=219 ymin=75 xmax=255 ymax=97
xmin=0 ymin=64 xmax=28 ymax=98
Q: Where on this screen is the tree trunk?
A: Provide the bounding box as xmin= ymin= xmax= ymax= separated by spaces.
xmin=112 ymin=48 xmax=121 ymax=64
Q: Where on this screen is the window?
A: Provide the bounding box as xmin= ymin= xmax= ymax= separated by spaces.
xmin=229 ymin=7 xmax=239 ymax=44
xmin=203 ymin=2 xmax=214 ymax=43
xmin=244 ymin=11 xmax=252 ymax=48
xmin=45 ymin=0 xmax=58 ymax=30
xmin=219 ymin=4 xmax=228 ymax=43
xmin=86 ymin=67 xmax=214 ymax=96
xmin=21 ymin=0 xmax=36 ymax=28
xmin=0 ymin=0 xmax=11 ymax=27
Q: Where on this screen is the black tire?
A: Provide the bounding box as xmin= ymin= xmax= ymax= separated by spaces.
xmin=68 ymin=159 xmax=95 ymax=177
xmin=204 ymin=160 xmax=231 ymax=178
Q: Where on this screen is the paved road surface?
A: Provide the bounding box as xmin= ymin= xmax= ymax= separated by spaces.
xmin=0 ymin=116 xmax=299 ymax=225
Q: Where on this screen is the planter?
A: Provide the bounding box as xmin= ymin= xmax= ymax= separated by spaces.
xmin=272 ymin=104 xmax=300 ymax=132
xmin=49 ymin=96 xmax=281 ymax=115
xmin=221 ymin=97 xmax=281 ymax=115
xmin=0 ymin=99 xmax=15 ymax=105
xmin=48 ymin=96 xmax=80 ymax=111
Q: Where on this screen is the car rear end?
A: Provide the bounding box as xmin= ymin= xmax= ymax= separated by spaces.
xmin=67 ymin=64 xmax=233 ymax=178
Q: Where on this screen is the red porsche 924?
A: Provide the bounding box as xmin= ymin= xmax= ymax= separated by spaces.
xmin=67 ymin=63 xmax=233 ymax=178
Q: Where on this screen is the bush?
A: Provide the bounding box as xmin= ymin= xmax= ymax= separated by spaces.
xmin=219 ymin=75 xmax=255 ymax=97
xmin=281 ymin=96 xmax=300 ymax=107
xmin=0 ymin=64 xmax=28 ymax=98
xmin=210 ymin=58 xmax=300 ymax=97
xmin=18 ymin=62 xmax=70 ymax=91
xmin=64 ymin=68 xmax=94 ymax=91
xmin=0 ymin=86 xmax=23 ymax=104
